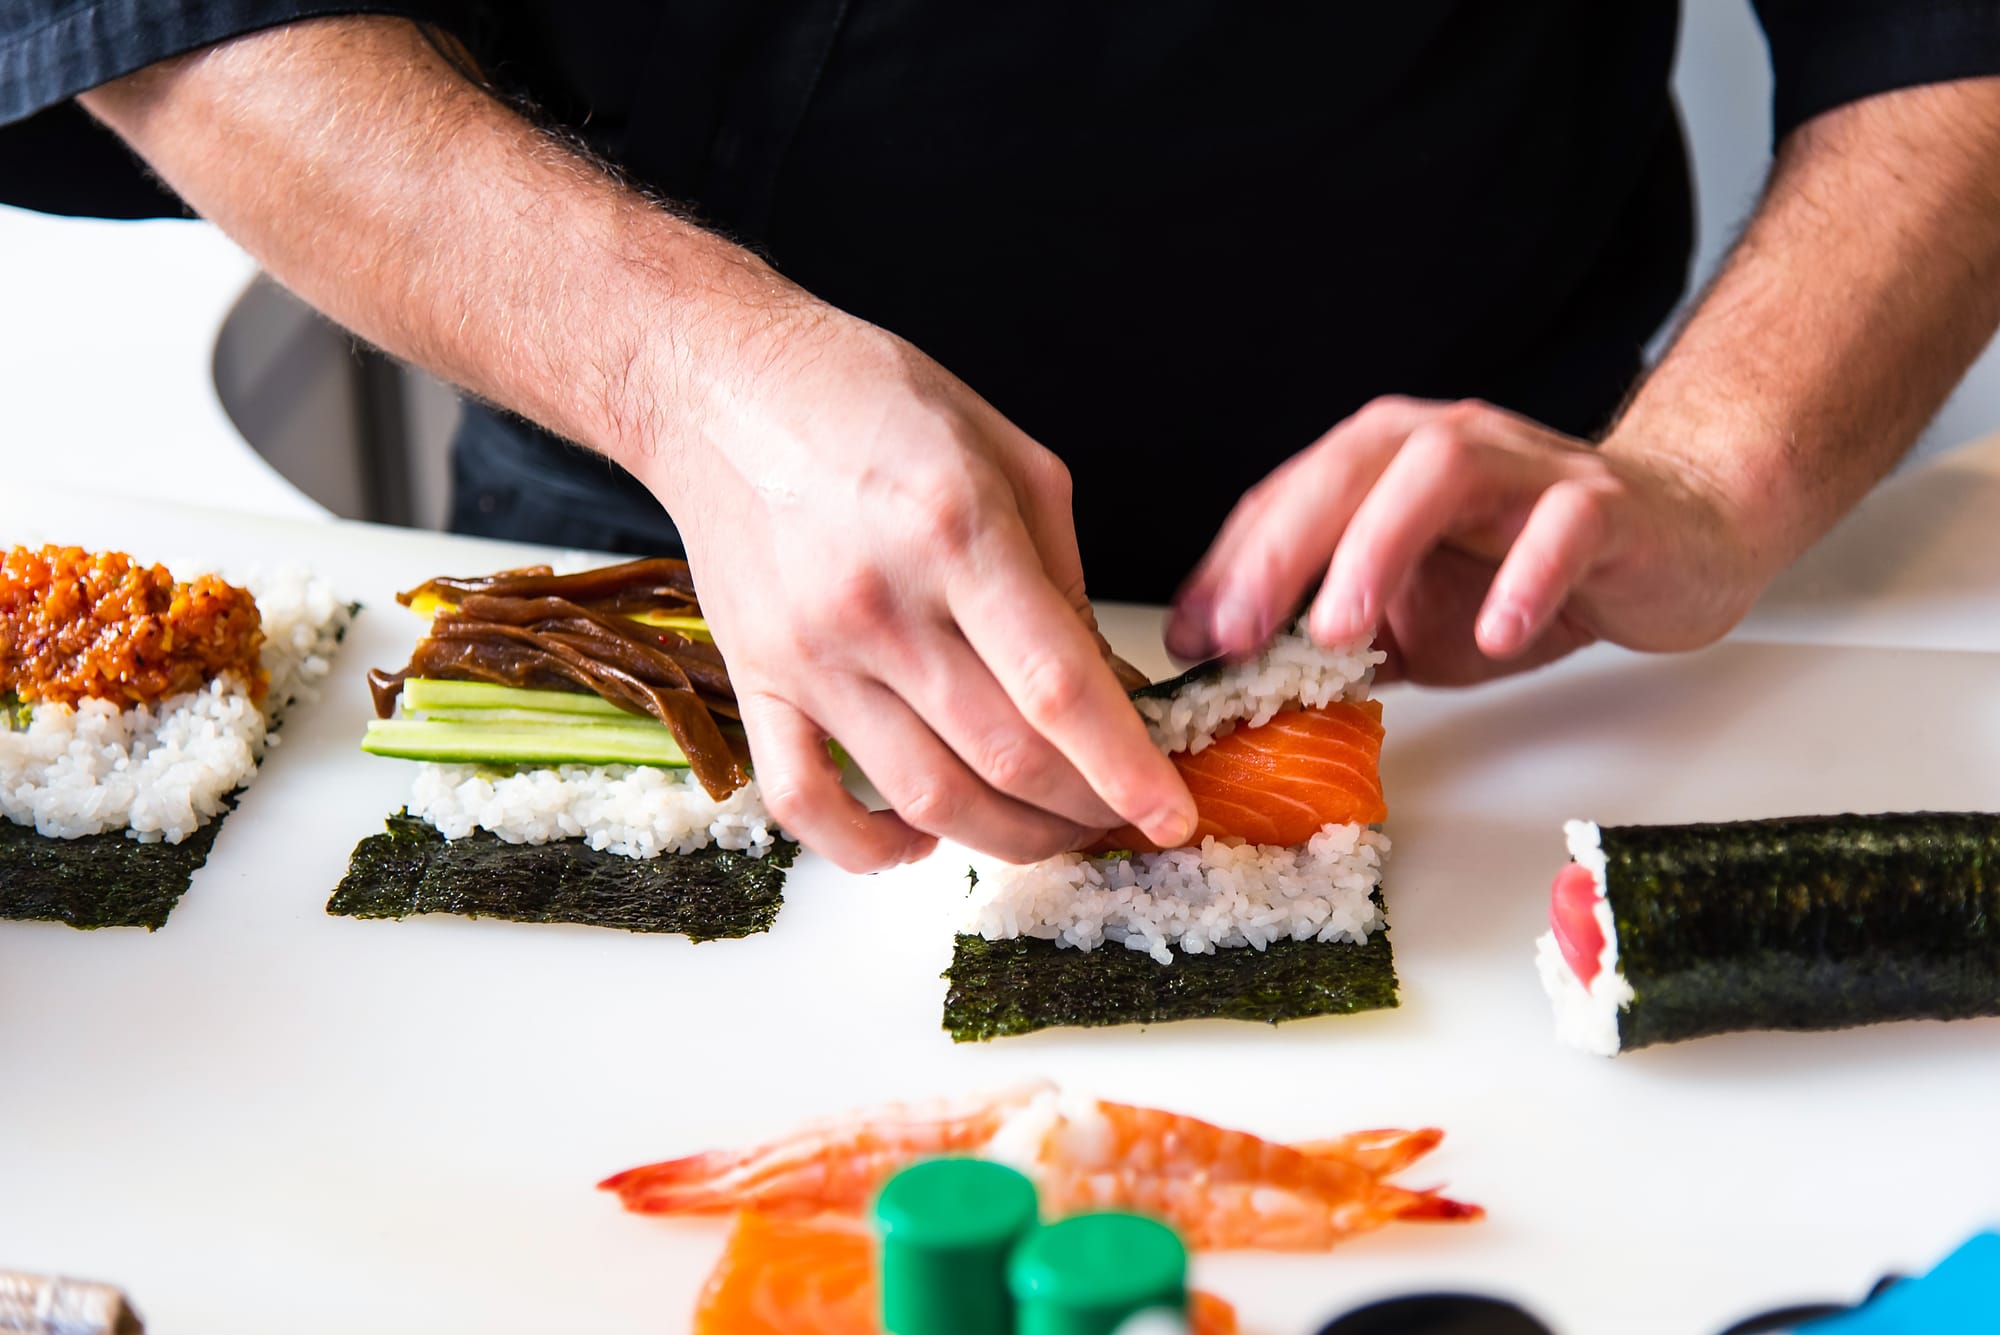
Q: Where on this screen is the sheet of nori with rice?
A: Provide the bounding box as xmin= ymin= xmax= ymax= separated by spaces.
xmin=948 ymin=626 xmax=1400 ymax=1040
xmin=0 ymin=545 xmax=350 ymax=930
xmin=945 ymin=893 xmax=1398 ymax=1041
xmin=335 ymin=558 xmax=793 ymax=938
xmin=330 ymin=812 xmax=796 ymax=938
xmin=1538 ymin=812 xmax=2000 ymax=1054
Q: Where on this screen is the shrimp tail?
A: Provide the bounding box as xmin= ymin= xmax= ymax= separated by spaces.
xmin=1388 ymin=1187 xmax=1487 ymax=1224
xmin=597 ymin=1151 xmax=790 ymax=1215
xmin=1292 ymin=1127 xmax=1445 ymax=1175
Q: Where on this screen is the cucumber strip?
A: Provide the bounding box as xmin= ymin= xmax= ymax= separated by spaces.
xmin=361 ymin=718 xmax=689 ymax=768
xmin=399 ymin=679 xmax=633 ymax=718
xmin=412 ymin=707 xmax=670 ymax=729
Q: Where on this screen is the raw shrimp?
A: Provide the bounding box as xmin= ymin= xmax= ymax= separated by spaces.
xmin=601 ymin=1084 xmax=1480 ymax=1252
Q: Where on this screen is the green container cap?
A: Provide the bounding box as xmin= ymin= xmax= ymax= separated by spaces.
xmin=1009 ymin=1211 xmax=1189 ymax=1335
xmin=872 ymin=1157 xmax=1039 ymax=1335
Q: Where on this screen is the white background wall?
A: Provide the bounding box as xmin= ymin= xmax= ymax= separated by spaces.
xmin=1675 ymin=0 xmax=2000 ymax=464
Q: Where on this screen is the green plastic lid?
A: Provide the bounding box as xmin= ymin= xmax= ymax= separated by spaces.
xmin=872 ymin=1158 xmax=1039 ymax=1335
xmin=1008 ymin=1211 xmax=1189 ymax=1335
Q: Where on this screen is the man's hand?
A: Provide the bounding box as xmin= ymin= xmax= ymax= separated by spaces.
xmin=651 ymin=304 xmax=1196 ymax=870
xmin=79 ymin=17 xmax=1196 ymax=870
xmin=1171 ymin=75 xmax=2000 ymax=684
xmin=1165 ymin=396 xmax=1760 ymax=685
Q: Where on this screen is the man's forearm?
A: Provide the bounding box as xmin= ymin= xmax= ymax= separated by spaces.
xmin=79 ymin=16 xmax=792 ymax=482
xmin=1609 ymin=76 xmax=2000 ymax=579
xmin=80 ymin=14 xmax=1202 ymax=867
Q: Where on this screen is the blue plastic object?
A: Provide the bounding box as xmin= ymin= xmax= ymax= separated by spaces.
xmin=1796 ymin=1233 xmax=2000 ymax=1334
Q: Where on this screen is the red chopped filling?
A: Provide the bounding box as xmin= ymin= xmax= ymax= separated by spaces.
xmin=0 ymin=545 xmax=265 ymax=707
xmin=1550 ymin=862 xmax=1605 ymax=986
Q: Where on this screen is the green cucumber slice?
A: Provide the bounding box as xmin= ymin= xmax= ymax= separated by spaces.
xmin=361 ymin=718 xmax=689 ymax=768
xmin=398 ymin=678 xmax=634 ymax=718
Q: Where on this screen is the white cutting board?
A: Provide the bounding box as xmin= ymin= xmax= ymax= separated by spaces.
xmin=2 ymin=490 xmax=1998 ymax=1335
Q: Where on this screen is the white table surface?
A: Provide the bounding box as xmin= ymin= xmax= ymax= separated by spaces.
xmin=5 ymin=210 xmax=2000 ymax=1335
xmin=2 ymin=488 xmax=1997 ymax=1335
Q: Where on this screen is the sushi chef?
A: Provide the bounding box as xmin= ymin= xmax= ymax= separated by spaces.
xmin=5 ymin=5 xmax=1999 ymax=870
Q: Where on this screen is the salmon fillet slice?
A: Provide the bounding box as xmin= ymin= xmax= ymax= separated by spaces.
xmin=1096 ymin=701 xmax=1385 ymax=852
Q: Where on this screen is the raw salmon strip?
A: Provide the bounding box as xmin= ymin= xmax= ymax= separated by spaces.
xmin=1100 ymin=701 xmax=1386 ymax=852
xmin=694 ymin=1213 xmax=877 ymax=1335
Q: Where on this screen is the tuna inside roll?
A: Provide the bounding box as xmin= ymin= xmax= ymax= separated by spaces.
xmin=1538 ymin=812 xmax=2000 ymax=1055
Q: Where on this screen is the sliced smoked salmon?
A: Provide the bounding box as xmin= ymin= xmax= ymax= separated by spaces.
xmin=692 ymin=1211 xmax=1242 ymax=1334
xmin=694 ymin=1213 xmax=877 ymax=1335
xmin=1097 ymin=701 xmax=1386 ymax=852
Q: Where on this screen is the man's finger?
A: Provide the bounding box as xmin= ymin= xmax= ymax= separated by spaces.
xmin=735 ymin=689 xmax=932 ymax=874
xmin=1168 ymin=395 xmax=1433 ymax=660
xmin=950 ymin=532 xmax=1196 ymax=849
xmin=1476 ymin=479 xmax=1612 ymax=659
xmin=867 ymin=629 xmax=1126 ymax=829
xmin=1004 ymin=438 xmax=1093 ymax=616
xmin=1308 ymin=409 xmax=1545 ymax=645
xmin=827 ymin=678 xmax=1100 ymax=863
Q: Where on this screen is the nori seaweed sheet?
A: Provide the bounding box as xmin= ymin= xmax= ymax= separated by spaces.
xmin=0 ymin=802 xmax=231 ymax=931
xmin=943 ymin=895 xmax=1398 ymax=1041
xmin=328 ymin=812 xmax=796 ymax=939
xmin=1601 ymin=813 xmax=2000 ymax=1049
xmin=1127 ymin=659 xmax=1222 ymax=704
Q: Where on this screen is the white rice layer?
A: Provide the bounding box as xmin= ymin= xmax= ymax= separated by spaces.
xmin=1534 ymin=819 xmax=1636 ymax=1056
xmin=411 ymin=762 xmax=776 ymax=860
xmin=1138 ymin=626 xmax=1382 ymax=755
xmin=0 ymin=567 xmax=349 ymax=844
xmin=966 ymin=822 xmax=1388 ymax=965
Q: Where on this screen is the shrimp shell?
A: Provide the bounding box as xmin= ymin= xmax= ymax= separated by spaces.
xmin=600 ymin=1084 xmax=1480 ymax=1251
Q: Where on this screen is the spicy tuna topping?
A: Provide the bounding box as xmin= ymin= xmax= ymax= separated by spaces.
xmin=0 ymin=544 xmax=266 ymax=707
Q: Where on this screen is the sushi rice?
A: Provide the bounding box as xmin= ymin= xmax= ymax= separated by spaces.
xmin=966 ymin=822 xmax=1388 ymax=965
xmin=968 ymin=627 xmax=1390 ymax=965
xmin=410 ymin=762 xmax=776 ymax=859
xmin=1137 ymin=628 xmax=1382 ymax=755
xmin=1533 ymin=819 xmax=1635 ymax=1056
xmin=0 ymin=567 xmax=350 ymax=844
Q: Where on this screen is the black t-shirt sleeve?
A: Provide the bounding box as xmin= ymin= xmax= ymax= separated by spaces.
xmin=1754 ymin=0 xmax=2000 ymax=141
xmin=0 ymin=1 xmax=476 ymax=218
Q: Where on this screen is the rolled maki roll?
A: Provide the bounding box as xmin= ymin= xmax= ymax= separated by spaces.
xmin=1537 ymin=814 xmax=2000 ymax=1054
xmin=946 ymin=627 xmax=1400 ymax=1040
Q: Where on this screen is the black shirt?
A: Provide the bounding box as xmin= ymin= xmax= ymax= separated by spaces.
xmin=6 ymin=2 xmax=1999 ymax=599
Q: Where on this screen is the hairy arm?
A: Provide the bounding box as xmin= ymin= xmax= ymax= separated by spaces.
xmin=1617 ymin=76 xmax=2000 ymax=574
xmin=83 ymin=20 xmax=759 ymax=466
xmin=83 ymin=16 xmax=1196 ymax=866
xmin=1169 ymin=77 xmax=2000 ymax=683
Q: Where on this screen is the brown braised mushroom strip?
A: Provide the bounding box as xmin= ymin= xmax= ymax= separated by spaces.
xmin=426 ymin=618 xmax=747 ymax=798
xmin=398 ymin=558 xmax=700 ymax=614
xmin=455 ymin=595 xmax=734 ymax=700
xmin=395 ymin=565 xmax=552 ymax=607
xmin=376 ymin=633 xmax=728 ymax=717
xmin=532 ymin=626 xmax=743 ymax=728
xmin=367 ymin=666 xmax=411 ymax=718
